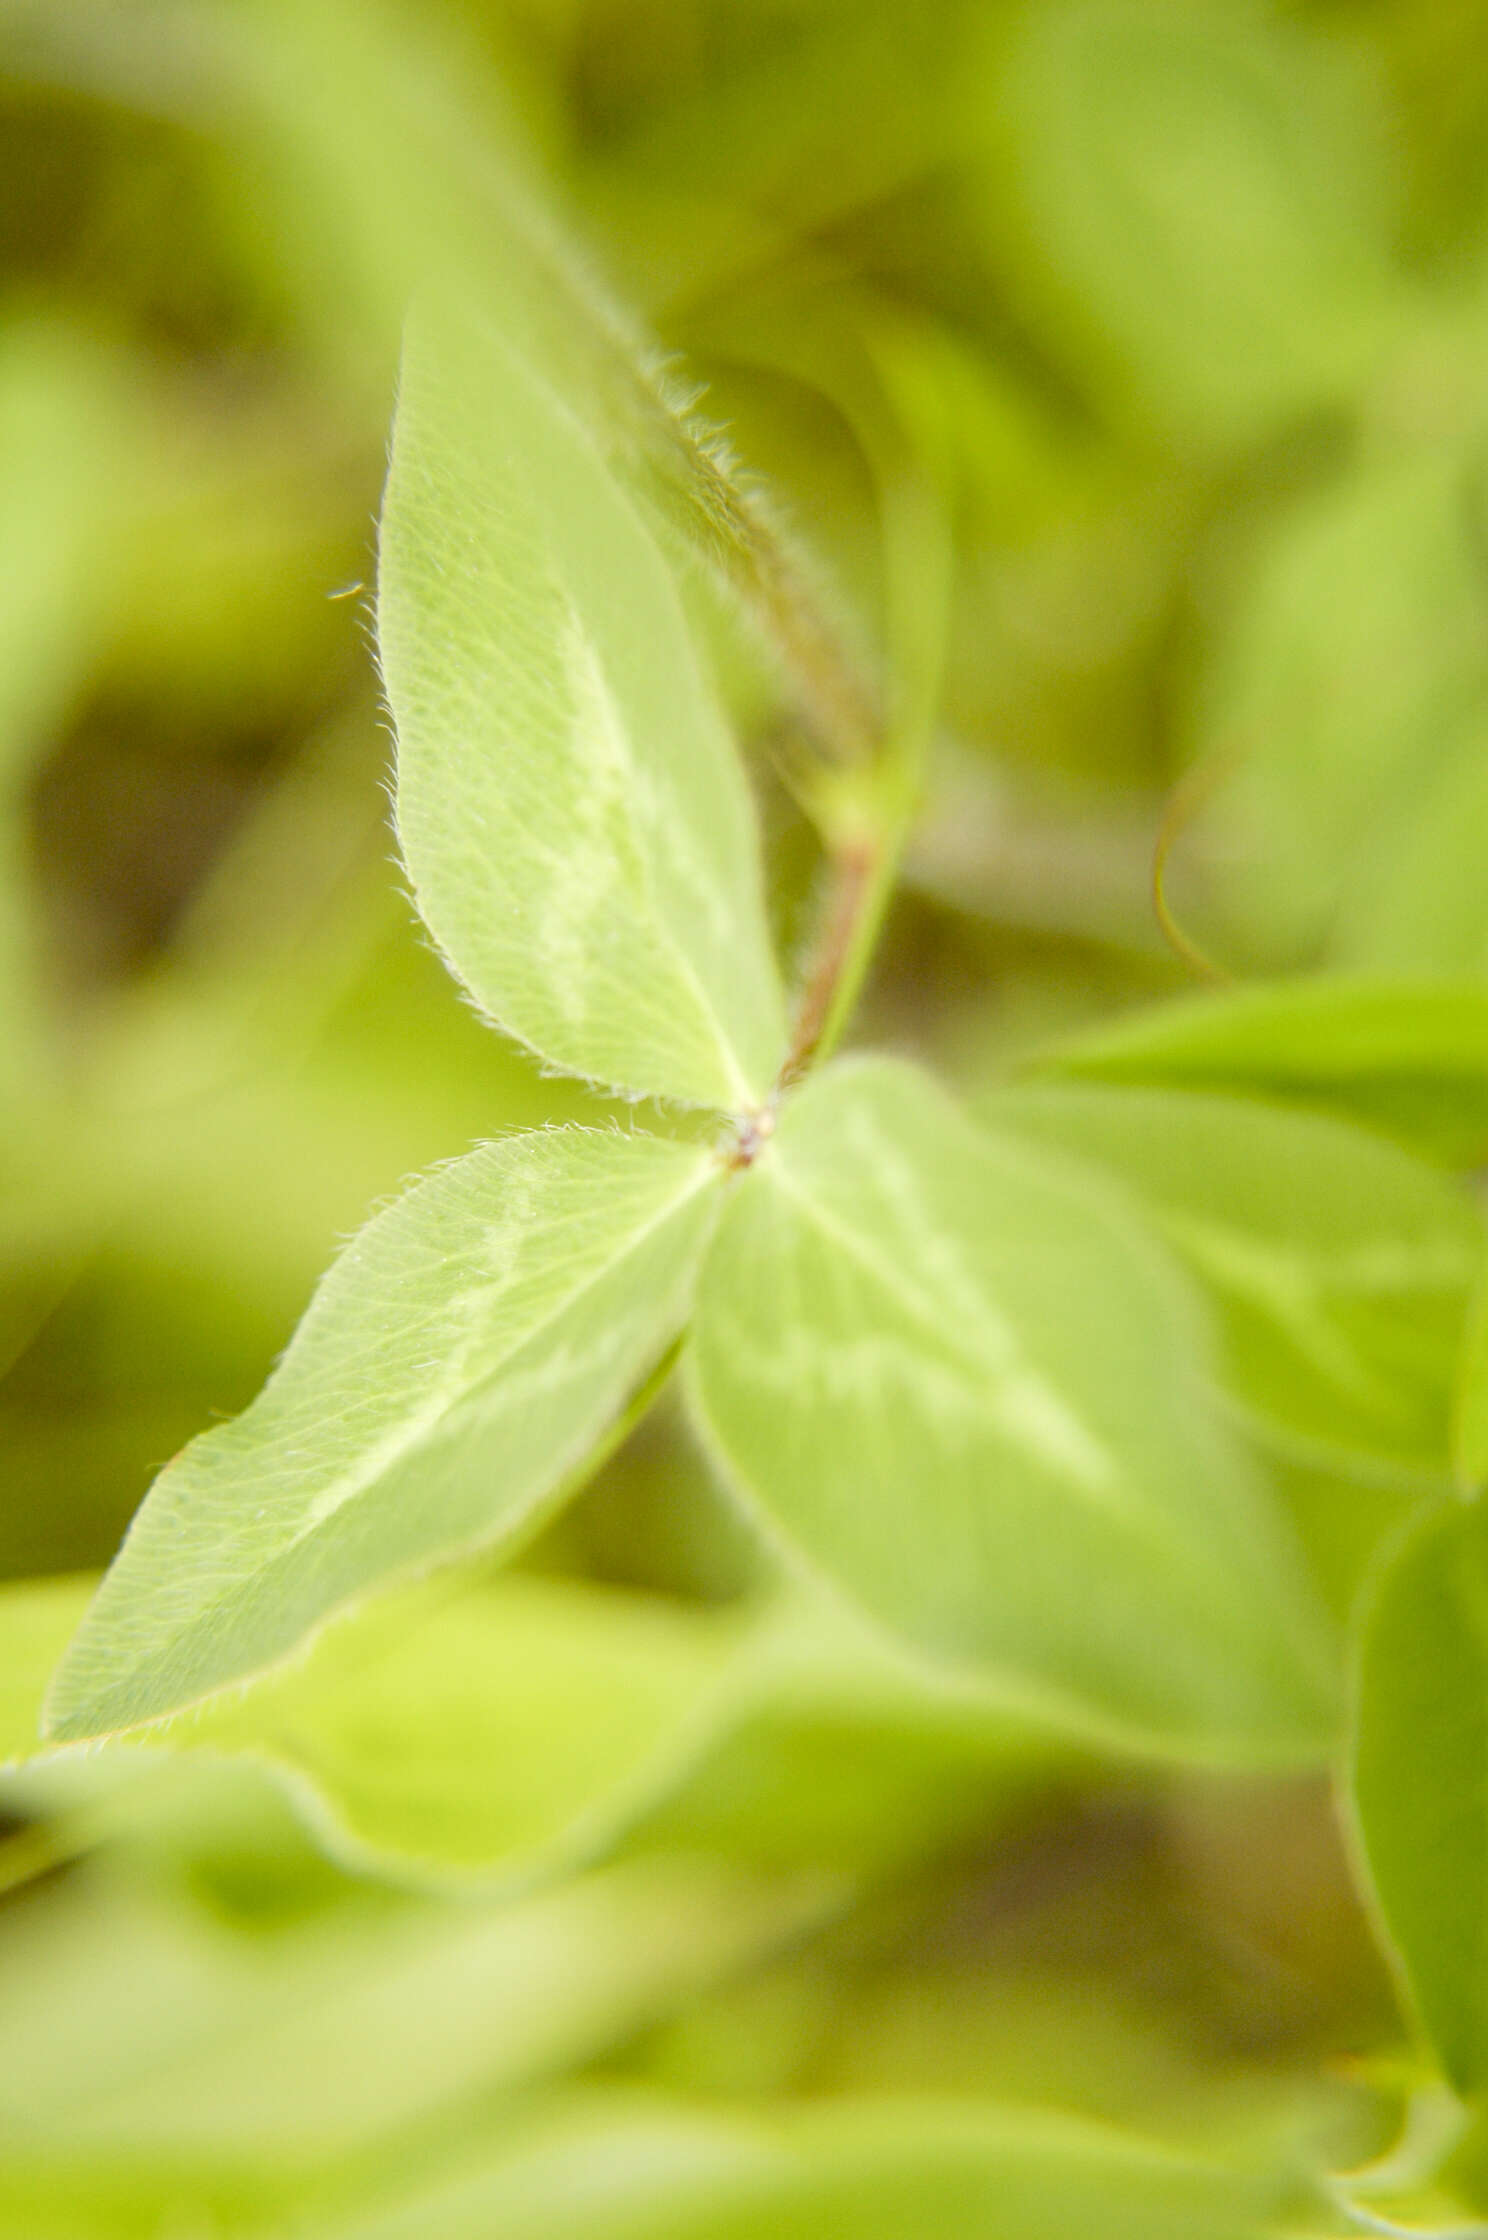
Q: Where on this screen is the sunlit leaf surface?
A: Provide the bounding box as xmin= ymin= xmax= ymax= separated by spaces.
xmin=379 ymin=305 xmax=785 ymax=1110
xmin=45 ymin=1129 xmax=720 ymax=1738
xmin=689 ymin=1058 xmax=1334 ymax=1758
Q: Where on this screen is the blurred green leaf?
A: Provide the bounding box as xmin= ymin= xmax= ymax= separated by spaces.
xmin=190 ymin=1571 xmax=751 ymax=1890
xmin=5 ymin=1569 xmax=1072 ymax=1892
xmin=45 ymin=1129 xmax=720 ymax=1739
xmin=0 ymin=1575 xmax=93 ymax=1766
xmin=1038 ymin=979 xmax=1488 ymax=1166
xmin=981 ymin=0 xmax=1396 ymax=443
xmin=1350 ymin=1496 xmax=1488 ymax=2096
xmin=1330 ymin=2081 xmax=1483 ymax=2238
xmin=330 ymin=2089 xmax=1316 ymax=2240
xmin=0 ymin=316 xmax=127 ymax=763
xmin=1262 ymin=1453 xmax=1418 ymax=1643
xmin=688 ymin=1057 xmax=1334 ymax=1759
xmin=635 ymin=1596 xmax=1082 ymax=1880
xmin=19 ymin=0 xmax=868 ymax=755
xmin=379 ymin=301 xmax=785 ymax=1108
xmin=0 ymin=2152 xmax=284 ymax=2240
xmin=1188 ymin=453 xmax=1488 ymax=966
xmin=1454 ymin=1277 xmax=1488 ymax=1494
xmin=572 ymin=0 xmax=952 ymax=308
xmin=0 ymin=316 xmax=137 ymax=1095
xmin=1333 ymin=702 xmax=1488 ymax=975
xmin=0 ymin=1846 xmax=817 ymax=2164
xmin=195 ymin=1575 xmax=1073 ymax=1890
xmin=981 ymin=1085 xmax=1482 ymax=1486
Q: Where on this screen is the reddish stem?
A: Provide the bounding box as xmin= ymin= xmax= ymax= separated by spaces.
xmin=778 ymin=836 xmax=879 ymax=1087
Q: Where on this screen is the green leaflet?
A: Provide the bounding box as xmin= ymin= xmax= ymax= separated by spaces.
xmin=44 ymin=1128 xmax=720 ymax=1740
xmin=1350 ymin=1497 xmax=1488 ymax=2096
xmin=687 ymin=1058 xmax=1335 ymax=1760
xmin=1037 ymin=977 xmax=1488 ymax=1167
xmin=330 ymin=2091 xmax=1312 ymax=2240
xmin=378 ymin=303 xmax=786 ymax=1111
xmin=982 ymin=1085 xmax=1482 ymax=1487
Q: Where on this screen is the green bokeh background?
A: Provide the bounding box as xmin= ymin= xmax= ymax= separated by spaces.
xmin=4 ymin=2 xmax=1488 ymax=2231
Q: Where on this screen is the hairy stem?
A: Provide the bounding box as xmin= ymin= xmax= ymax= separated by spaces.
xmin=767 ymin=450 xmax=949 ymax=1095
xmin=678 ymin=445 xmax=882 ymax=767
xmin=779 ymin=834 xmax=881 ymax=1083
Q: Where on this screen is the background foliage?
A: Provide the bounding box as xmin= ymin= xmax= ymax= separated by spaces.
xmin=5 ymin=0 xmax=1488 ymax=2231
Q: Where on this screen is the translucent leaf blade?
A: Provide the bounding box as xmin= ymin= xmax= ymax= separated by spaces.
xmin=378 ymin=305 xmax=786 ymax=1110
xmin=45 ymin=1129 xmax=720 ymax=1739
xmin=688 ymin=1059 xmax=1335 ymax=1759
